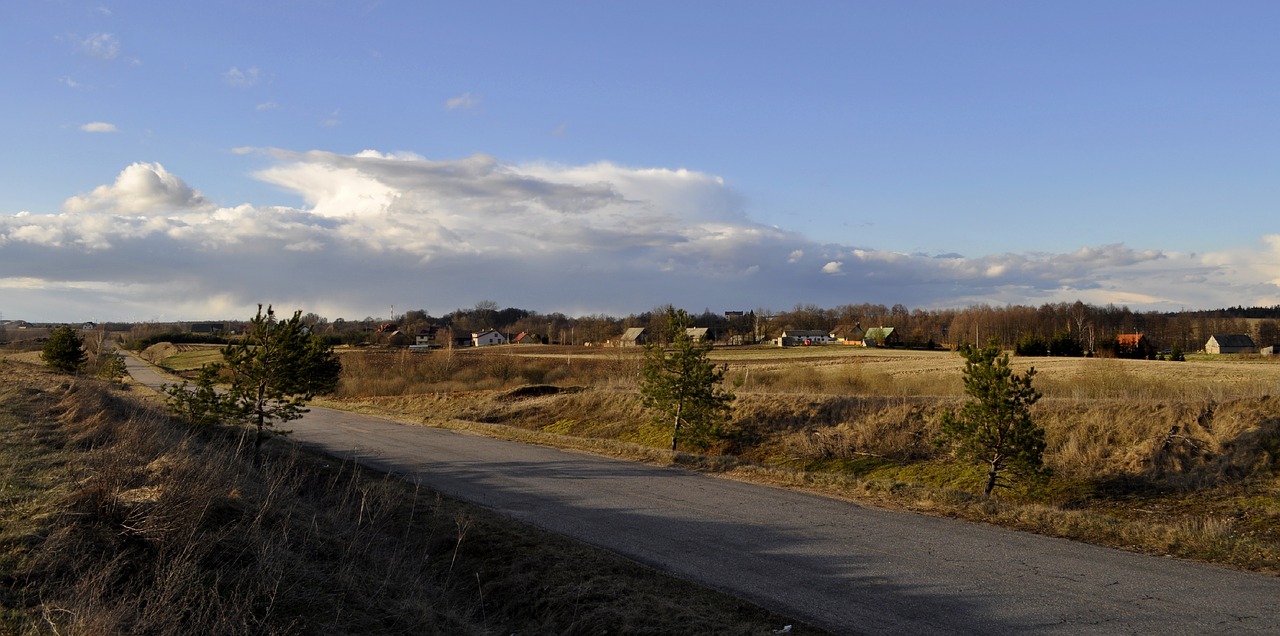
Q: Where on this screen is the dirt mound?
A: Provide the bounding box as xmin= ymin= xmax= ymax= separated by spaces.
xmin=140 ymin=342 xmax=179 ymax=364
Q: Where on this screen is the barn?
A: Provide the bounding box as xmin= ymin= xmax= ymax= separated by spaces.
xmin=1205 ymin=334 xmax=1257 ymax=354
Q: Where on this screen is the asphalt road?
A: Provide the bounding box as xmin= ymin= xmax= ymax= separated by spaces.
xmin=124 ymin=355 xmax=1280 ymax=635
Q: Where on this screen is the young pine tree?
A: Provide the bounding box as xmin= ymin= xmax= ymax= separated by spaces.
xmin=640 ymin=308 xmax=734 ymax=452
xmin=939 ymin=340 xmax=1046 ymax=497
xmin=41 ymin=326 xmax=87 ymax=374
xmin=166 ymin=305 xmax=341 ymax=449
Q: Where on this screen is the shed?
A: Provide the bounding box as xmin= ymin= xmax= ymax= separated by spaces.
xmin=620 ymin=327 xmax=647 ymax=347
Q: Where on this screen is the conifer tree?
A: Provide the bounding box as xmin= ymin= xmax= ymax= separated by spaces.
xmin=640 ymin=308 xmax=734 ymax=452
xmin=939 ymin=340 xmax=1045 ymax=497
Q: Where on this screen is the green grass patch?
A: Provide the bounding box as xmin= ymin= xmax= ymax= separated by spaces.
xmin=160 ymin=347 xmax=225 ymax=371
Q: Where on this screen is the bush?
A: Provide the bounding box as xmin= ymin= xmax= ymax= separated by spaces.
xmin=1015 ymin=333 xmax=1048 ymax=357
xmin=1049 ymin=332 xmax=1085 ymax=357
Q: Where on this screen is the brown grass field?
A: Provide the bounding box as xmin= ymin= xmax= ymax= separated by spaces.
xmin=0 ymin=358 xmax=821 ymax=635
xmin=318 ymin=344 xmax=1280 ymax=572
xmin=6 ymin=340 xmax=1277 ymax=632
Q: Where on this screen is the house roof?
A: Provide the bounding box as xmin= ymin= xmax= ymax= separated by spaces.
xmin=685 ymin=327 xmax=709 ymax=339
xmin=830 ymin=324 xmax=865 ymax=339
xmin=864 ymin=327 xmax=896 ymax=339
xmin=1116 ymin=334 xmax=1147 ymax=347
xmin=1209 ymin=334 xmax=1256 ymax=348
xmin=621 ymin=327 xmax=646 ymax=341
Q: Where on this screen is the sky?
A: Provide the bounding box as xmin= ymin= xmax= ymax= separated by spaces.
xmin=3 ymin=1 xmax=1279 ymax=323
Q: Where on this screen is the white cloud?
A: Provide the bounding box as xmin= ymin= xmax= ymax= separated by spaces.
xmin=81 ymin=33 xmax=120 ymax=60
xmin=80 ymin=122 xmax=118 ymax=133
xmin=445 ymin=92 xmax=480 ymax=110
xmin=2 ymin=150 xmax=1279 ymax=321
xmin=60 ymin=76 xmax=81 ymax=88
xmin=62 ymin=162 xmax=210 ymax=215
xmin=256 ymin=100 xmax=279 ymax=111
xmin=223 ymin=66 xmax=262 ymax=88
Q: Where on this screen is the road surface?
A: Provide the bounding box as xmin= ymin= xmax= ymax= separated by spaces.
xmin=124 ymin=354 xmax=1280 ymax=634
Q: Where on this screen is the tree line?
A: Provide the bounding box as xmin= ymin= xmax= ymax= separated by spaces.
xmin=101 ymin=300 xmax=1280 ymax=353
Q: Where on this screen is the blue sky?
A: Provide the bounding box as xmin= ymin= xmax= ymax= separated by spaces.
xmin=2 ymin=1 xmax=1279 ymax=322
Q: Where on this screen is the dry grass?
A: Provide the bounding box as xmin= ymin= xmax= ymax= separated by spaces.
xmin=323 ymin=345 xmax=1280 ymax=572
xmin=0 ymin=360 xmax=821 ymax=635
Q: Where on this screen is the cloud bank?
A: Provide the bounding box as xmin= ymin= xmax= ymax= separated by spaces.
xmin=2 ymin=150 xmax=1278 ymax=321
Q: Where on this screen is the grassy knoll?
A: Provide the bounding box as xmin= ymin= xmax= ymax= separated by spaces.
xmin=0 ymin=360 xmax=820 ymax=635
xmin=318 ymin=345 xmax=1280 ymax=572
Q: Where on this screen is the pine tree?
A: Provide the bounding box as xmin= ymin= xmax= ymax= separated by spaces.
xmin=640 ymin=308 xmax=734 ymax=452
xmin=41 ymin=326 xmax=87 ymax=374
xmin=939 ymin=340 xmax=1045 ymax=497
xmin=166 ymin=305 xmax=341 ymax=448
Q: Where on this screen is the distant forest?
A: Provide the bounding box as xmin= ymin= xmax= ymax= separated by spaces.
xmin=70 ymin=301 xmax=1280 ymax=355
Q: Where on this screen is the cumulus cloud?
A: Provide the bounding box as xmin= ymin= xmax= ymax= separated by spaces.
xmin=2 ymin=150 xmax=1278 ymax=321
xmin=62 ymin=162 xmax=210 ymax=216
xmin=80 ymin=121 xmax=118 ymax=133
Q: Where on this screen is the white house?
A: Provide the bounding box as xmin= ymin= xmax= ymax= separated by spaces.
xmin=472 ymin=330 xmax=508 ymax=347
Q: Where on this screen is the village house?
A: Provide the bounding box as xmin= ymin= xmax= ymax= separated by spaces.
xmin=862 ymin=327 xmax=902 ymax=348
xmin=777 ymin=329 xmax=834 ymax=346
xmin=1114 ymin=333 xmax=1154 ymax=358
xmin=512 ymin=331 xmax=541 ymax=344
xmin=472 ymin=330 xmax=508 ymax=347
xmin=831 ymin=323 xmax=867 ymax=345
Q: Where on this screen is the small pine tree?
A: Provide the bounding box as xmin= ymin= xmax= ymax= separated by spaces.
xmin=640 ymin=308 xmax=734 ymax=452
xmin=41 ymin=326 xmax=87 ymax=374
xmin=165 ymin=305 xmax=342 ymax=448
xmin=938 ymin=341 xmax=1046 ymax=497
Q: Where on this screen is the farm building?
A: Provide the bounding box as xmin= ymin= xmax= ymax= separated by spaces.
xmin=685 ymin=327 xmax=710 ymax=342
xmin=472 ymin=330 xmax=508 ymax=347
xmin=190 ymin=322 xmax=226 ymax=335
xmin=1205 ymin=334 xmax=1256 ymax=354
xmin=620 ymin=327 xmax=647 ymax=347
xmin=862 ymin=327 xmax=902 ymax=348
xmin=777 ymin=329 xmax=834 ymax=346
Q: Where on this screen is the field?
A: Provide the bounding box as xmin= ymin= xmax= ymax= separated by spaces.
xmin=130 ymin=341 xmax=1280 ymax=570
xmin=314 ymin=344 xmax=1280 ymax=571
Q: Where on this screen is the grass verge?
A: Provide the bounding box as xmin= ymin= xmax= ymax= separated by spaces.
xmin=0 ymin=360 xmax=821 ymax=635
